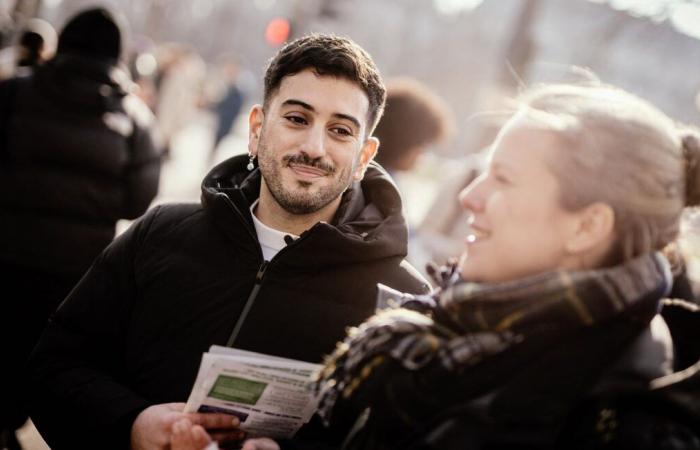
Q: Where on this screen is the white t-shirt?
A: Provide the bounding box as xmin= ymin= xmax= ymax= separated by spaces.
xmin=250 ymin=200 xmax=299 ymax=260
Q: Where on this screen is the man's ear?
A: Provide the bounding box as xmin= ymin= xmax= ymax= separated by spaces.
xmin=565 ymin=202 xmax=616 ymax=257
xmin=248 ymin=105 xmax=264 ymax=156
xmin=353 ymin=137 xmax=379 ymax=181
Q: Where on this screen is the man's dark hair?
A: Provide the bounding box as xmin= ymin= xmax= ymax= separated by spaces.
xmin=374 ymin=78 xmax=454 ymax=170
xmin=263 ymin=34 xmax=386 ymax=135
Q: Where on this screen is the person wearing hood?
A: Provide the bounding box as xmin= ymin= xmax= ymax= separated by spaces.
xmin=26 ymin=33 xmax=429 ymax=450
xmin=0 ymin=7 xmax=161 ymax=450
xmin=0 ymin=17 xmax=56 ymax=80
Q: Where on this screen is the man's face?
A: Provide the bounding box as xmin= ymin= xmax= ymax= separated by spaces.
xmin=248 ymin=69 xmax=378 ymax=215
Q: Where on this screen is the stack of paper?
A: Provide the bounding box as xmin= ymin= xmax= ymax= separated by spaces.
xmin=184 ymin=346 xmax=322 ymax=439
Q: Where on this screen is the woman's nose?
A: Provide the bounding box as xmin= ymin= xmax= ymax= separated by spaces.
xmin=458 ymin=173 xmax=487 ymax=212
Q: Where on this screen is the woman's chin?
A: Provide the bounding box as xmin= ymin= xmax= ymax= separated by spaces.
xmin=457 ymin=254 xmax=482 ymax=282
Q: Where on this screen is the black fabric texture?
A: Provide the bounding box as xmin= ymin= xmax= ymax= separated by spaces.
xmin=0 ymin=54 xmax=161 ymax=277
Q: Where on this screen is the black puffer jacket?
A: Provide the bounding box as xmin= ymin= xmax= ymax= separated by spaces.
xmin=27 ymin=155 xmax=430 ymax=450
xmin=0 ymin=53 xmax=161 ymax=277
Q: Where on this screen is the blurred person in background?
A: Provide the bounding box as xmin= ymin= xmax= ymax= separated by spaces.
xmin=128 ymin=34 xmax=159 ymax=112
xmin=373 ymin=77 xmax=454 ymax=177
xmin=409 ymin=119 xmax=500 ymax=273
xmin=14 ymin=18 xmax=55 ymax=70
xmin=208 ymin=52 xmax=247 ymax=164
xmin=0 ymin=7 xmax=161 ymax=449
xmin=313 ymin=82 xmax=700 ymax=449
xmin=410 ymin=151 xmax=487 ymax=270
xmin=153 ymin=42 xmax=206 ymax=158
xmin=26 ymin=33 xmax=428 ymax=450
xmin=0 ymin=18 xmax=56 ymax=79
xmin=0 ymin=11 xmax=12 ymax=47
xmin=371 ymin=77 xmax=456 ymax=273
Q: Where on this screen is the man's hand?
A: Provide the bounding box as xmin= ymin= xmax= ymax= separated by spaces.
xmin=169 ymin=416 xmax=280 ymax=450
xmin=130 ymin=403 xmax=242 ymax=450
xmin=171 ymin=418 xmax=212 ymax=450
xmin=241 ymin=438 xmax=280 ymax=450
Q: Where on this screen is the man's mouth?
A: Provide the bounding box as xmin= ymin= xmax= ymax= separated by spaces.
xmin=288 ymin=163 xmax=329 ymax=178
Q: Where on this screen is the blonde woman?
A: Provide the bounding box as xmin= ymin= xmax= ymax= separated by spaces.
xmin=315 ymin=83 xmax=700 ymax=449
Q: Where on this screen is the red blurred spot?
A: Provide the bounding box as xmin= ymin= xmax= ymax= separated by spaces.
xmin=265 ymin=18 xmax=291 ymax=46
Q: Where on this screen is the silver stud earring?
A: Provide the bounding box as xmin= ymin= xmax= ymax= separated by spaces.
xmin=247 ymin=154 xmax=255 ymax=171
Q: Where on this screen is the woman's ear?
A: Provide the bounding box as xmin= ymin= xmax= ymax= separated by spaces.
xmin=565 ymin=202 xmax=616 ymax=257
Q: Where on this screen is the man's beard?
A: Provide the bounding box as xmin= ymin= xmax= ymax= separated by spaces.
xmin=256 ymin=137 xmax=357 ymax=215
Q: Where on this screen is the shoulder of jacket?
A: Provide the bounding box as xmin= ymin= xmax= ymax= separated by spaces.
xmin=135 ymin=203 xmax=204 ymax=241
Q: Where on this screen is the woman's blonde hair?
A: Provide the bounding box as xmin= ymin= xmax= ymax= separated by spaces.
xmin=515 ymin=83 xmax=700 ymax=262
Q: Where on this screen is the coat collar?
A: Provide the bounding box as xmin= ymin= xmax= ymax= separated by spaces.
xmin=200 ymin=154 xmax=410 ymax=267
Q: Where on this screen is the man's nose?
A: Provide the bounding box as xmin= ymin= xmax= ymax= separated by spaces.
xmin=299 ymin=126 xmax=326 ymax=160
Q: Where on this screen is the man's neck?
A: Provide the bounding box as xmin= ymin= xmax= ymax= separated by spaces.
xmin=255 ymin=186 xmax=342 ymax=236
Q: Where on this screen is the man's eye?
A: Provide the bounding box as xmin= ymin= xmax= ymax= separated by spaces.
xmin=331 ymin=127 xmax=352 ymax=137
xmin=286 ymin=116 xmax=306 ymax=125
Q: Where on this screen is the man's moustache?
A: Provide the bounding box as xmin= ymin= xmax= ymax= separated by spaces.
xmin=283 ymin=155 xmax=335 ymax=174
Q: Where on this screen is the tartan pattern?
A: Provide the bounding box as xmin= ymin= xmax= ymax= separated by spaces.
xmin=315 ymin=252 xmax=671 ymax=424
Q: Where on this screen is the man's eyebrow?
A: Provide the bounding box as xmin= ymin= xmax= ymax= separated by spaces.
xmin=282 ymin=99 xmax=361 ymax=130
xmin=282 ymin=99 xmax=315 ymax=111
xmin=333 ymin=113 xmax=361 ymax=130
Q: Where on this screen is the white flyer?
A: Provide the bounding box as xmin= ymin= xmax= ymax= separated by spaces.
xmin=184 ymin=346 xmax=322 ymax=439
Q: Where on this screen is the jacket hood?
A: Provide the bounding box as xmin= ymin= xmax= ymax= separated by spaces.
xmin=33 ymin=53 xmax=132 ymax=112
xmin=57 ymin=8 xmax=124 ymax=62
xmin=201 ymin=154 xmax=410 ymax=268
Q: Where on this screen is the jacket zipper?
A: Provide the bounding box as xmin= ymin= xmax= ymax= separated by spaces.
xmin=219 ymin=190 xmax=312 ymax=347
xmin=226 ymin=260 xmax=269 ymax=347
xmin=223 ymin=190 xmax=266 ymax=347
xmin=222 ymin=191 xmax=260 ymax=248
xmin=224 ymin=232 xmax=314 ymax=348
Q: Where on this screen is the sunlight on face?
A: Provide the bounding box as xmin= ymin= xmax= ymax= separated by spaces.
xmin=457 ymin=119 xmax=581 ymax=283
xmin=254 ymin=70 xmax=373 ymax=215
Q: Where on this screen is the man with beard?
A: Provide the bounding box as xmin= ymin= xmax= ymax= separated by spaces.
xmin=27 ymin=34 xmax=430 ymax=450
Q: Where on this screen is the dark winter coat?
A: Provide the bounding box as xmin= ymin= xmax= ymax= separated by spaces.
xmin=0 ymin=53 xmax=161 ymax=277
xmin=27 ymin=155 xmax=430 ymax=450
xmin=317 ymin=254 xmax=700 ymax=450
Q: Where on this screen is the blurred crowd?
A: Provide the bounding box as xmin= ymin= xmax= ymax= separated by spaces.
xmin=0 ymin=10 xmax=251 ymax=162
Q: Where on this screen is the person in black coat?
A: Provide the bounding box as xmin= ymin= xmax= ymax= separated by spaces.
xmin=26 ymin=34 xmax=429 ymax=450
xmin=0 ymin=8 xmax=161 ymax=449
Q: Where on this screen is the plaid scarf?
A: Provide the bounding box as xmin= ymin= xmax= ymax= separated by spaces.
xmin=315 ymin=252 xmax=672 ymax=425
